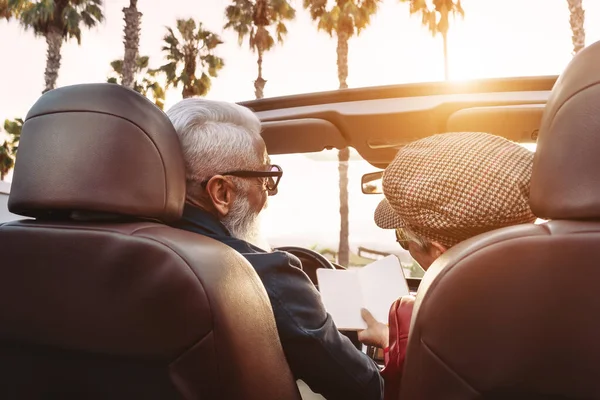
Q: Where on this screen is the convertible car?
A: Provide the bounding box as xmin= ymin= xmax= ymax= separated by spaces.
xmin=0 ymin=39 xmax=599 ymax=399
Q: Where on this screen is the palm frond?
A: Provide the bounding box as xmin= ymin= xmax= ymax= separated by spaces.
xmin=136 ymin=55 xmax=149 ymax=69
xmin=449 ymin=0 xmax=464 ymax=17
xmin=157 ymin=20 xmax=224 ymax=97
xmin=157 ymin=61 xmax=178 ymax=86
xmin=316 ymin=8 xmax=336 ymax=36
xmin=224 ymin=0 xmax=295 ymax=54
xmin=401 ymin=0 xmax=463 ymax=35
xmin=82 ymin=1 xmax=102 ymax=23
xmin=275 ymin=21 xmax=287 ymax=43
xmin=133 ymin=81 xmax=144 ymax=93
xmin=192 ymin=73 xmax=212 ymax=97
xmin=161 ymin=27 xmax=183 ymax=60
xmin=143 ymin=80 xmax=166 ymax=109
xmin=201 ymin=31 xmax=223 ymax=50
xmin=224 ymin=1 xmax=253 ymax=46
xmin=16 ymin=0 xmax=103 ymax=44
xmin=177 ymin=18 xmax=196 ymax=42
xmin=303 ymin=0 xmax=327 ymax=20
xmin=271 ymin=0 xmax=296 ymax=21
xmin=3 ymin=118 xmax=23 ymax=155
xmin=107 ymin=54 xmax=154 ymax=87
xmin=106 ymin=54 xmax=168 ymax=108
xmin=110 ymin=59 xmax=123 ymax=74
xmin=200 ymin=54 xmax=225 ymax=77
xmin=1 ymin=0 xmax=30 ymax=20
xmin=18 ymin=0 xmax=54 ymax=37
xmin=0 ymin=141 xmax=15 ymax=175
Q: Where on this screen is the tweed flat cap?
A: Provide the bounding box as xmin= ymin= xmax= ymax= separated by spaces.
xmin=374 ymin=132 xmax=536 ymax=248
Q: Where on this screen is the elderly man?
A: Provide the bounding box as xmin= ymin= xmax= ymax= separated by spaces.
xmin=358 ymin=131 xmax=537 ymax=398
xmin=166 ymin=98 xmax=383 ymax=400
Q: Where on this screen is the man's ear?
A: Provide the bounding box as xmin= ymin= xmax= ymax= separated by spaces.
xmin=205 ymin=176 xmax=235 ymax=217
xmin=430 ymin=242 xmax=447 ymax=258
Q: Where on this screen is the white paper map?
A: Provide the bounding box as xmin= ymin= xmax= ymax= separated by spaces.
xmin=317 ymin=255 xmax=410 ymax=330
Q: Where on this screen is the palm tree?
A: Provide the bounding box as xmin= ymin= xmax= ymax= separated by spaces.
xmin=121 ymin=0 xmax=142 ymax=89
xmin=303 ymin=0 xmax=381 ymax=267
xmin=224 ymin=0 xmax=296 ymax=99
xmin=0 ymin=141 xmax=14 ymax=181
xmin=567 ymin=0 xmax=585 ymax=55
xmin=401 ymin=0 xmax=464 ymax=81
xmin=7 ymin=0 xmax=104 ymax=93
xmin=3 ymin=118 xmax=23 ymax=155
xmin=156 ymin=19 xmax=224 ymax=99
xmin=0 ymin=0 xmax=24 ymax=20
xmin=108 ymin=56 xmax=166 ymax=109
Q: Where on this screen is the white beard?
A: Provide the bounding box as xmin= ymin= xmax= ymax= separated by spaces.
xmin=221 ymin=195 xmax=272 ymax=252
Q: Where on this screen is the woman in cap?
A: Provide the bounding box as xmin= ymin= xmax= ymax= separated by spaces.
xmin=358 ymin=131 xmax=537 ymax=398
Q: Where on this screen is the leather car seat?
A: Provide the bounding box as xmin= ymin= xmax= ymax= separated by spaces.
xmin=398 ymin=41 xmax=600 ymax=399
xmin=0 ymin=84 xmax=301 ymax=399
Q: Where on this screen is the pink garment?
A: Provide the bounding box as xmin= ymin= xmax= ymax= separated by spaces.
xmin=381 ymin=295 xmax=415 ymax=400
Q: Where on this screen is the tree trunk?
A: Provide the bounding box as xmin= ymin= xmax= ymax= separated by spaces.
xmin=442 ymin=32 xmax=449 ymax=81
xmin=182 ymin=42 xmax=197 ymax=99
xmin=336 ymin=31 xmax=349 ymax=90
xmin=336 ymin=32 xmax=350 ymax=267
xmin=253 ymin=1 xmax=268 ymax=99
xmin=43 ymin=27 xmax=63 ymax=93
xmin=254 ymin=35 xmax=266 ymax=99
xmin=182 ymin=85 xmax=194 ymax=99
xmin=337 ymin=146 xmax=350 ymax=267
xmin=122 ymin=0 xmax=142 ymax=89
xmin=567 ymin=0 xmax=585 ymax=55
xmin=437 ymin=3 xmax=450 ymax=81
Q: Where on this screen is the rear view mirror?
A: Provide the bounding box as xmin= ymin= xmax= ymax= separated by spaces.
xmin=362 ymin=171 xmax=383 ymax=194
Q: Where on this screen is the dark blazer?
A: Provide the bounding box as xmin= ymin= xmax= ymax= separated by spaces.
xmin=171 ymin=204 xmax=383 ymax=400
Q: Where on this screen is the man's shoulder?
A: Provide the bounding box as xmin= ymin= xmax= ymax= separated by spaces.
xmin=243 ymin=249 xmax=328 ymax=331
xmin=242 ymin=249 xmax=303 ymax=273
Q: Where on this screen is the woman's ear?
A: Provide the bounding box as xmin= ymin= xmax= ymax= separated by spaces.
xmin=430 ymin=242 xmax=447 ymax=258
xmin=205 ymin=176 xmax=235 ymax=217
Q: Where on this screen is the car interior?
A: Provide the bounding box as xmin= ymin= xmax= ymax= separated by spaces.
xmin=1 ymin=37 xmax=600 ymax=399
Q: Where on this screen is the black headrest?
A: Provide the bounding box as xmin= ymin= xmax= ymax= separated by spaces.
xmin=8 ymin=84 xmax=186 ymax=222
xmin=531 ymin=41 xmax=600 ymax=220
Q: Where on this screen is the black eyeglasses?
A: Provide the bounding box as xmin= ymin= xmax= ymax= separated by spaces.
xmin=395 ymin=228 xmax=410 ymax=251
xmin=201 ymin=164 xmax=283 ymax=195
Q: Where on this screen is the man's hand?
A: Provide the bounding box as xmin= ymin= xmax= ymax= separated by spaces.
xmin=358 ymin=308 xmax=389 ymax=349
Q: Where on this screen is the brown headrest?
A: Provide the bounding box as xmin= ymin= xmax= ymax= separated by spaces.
xmin=530 ymin=41 xmax=600 ymax=220
xmin=8 ymin=84 xmax=186 ymax=222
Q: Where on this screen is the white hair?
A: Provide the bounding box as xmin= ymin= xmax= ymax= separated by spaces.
xmin=166 ymin=98 xmax=264 ymax=196
xmin=398 ymin=226 xmax=431 ymax=250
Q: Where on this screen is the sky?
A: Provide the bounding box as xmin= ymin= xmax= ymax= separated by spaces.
xmin=2 ymin=0 xmax=598 ymax=118
xmin=0 ymin=0 xmax=598 ymax=258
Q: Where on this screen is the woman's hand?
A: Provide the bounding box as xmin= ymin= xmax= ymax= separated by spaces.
xmin=358 ymin=308 xmax=389 ymax=349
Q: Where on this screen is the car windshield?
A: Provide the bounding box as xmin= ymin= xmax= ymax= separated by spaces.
xmin=263 ymin=148 xmax=425 ymax=277
xmin=263 ymin=143 xmax=537 ymax=277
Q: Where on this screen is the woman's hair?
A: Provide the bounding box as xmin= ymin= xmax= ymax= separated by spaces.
xmin=398 ymin=226 xmax=432 ymax=251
